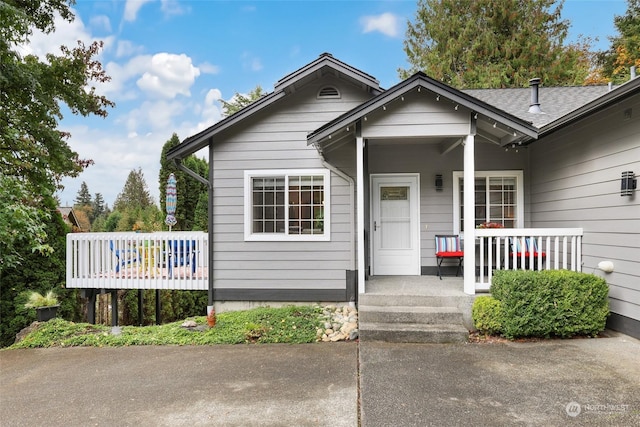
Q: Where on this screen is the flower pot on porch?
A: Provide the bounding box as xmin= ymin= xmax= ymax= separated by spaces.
xmin=36 ymin=305 xmax=59 ymax=322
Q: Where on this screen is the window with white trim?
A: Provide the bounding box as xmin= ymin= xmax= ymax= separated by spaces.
xmin=452 ymin=171 xmax=524 ymax=234
xmin=244 ymin=170 xmax=330 ymax=241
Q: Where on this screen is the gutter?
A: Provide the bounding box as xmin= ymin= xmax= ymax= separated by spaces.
xmin=317 ymin=149 xmax=356 ymax=271
xmin=172 ymin=157 xmax=215 ymax=310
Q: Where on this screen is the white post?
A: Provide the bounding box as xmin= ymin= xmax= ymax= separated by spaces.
xmin=463 ymin=130 xmax=476 ymax=295
xmin=356 ymin=132 xmax=366 ymax=294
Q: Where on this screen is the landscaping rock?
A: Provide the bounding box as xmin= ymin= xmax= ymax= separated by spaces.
xmin=315 ymin=304 xmax=358 ymax=342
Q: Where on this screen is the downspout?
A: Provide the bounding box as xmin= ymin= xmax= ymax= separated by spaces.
xmin=317 ymin=150 xmax=355 ymax=270
xmin=172 ymin=155 xmax=215 ymax=311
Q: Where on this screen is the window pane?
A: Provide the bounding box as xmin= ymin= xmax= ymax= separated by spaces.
xmin=252 ymin=177 xmax=285 ymax=233
xmin=458 ymin=174 xmax=520 ymax=231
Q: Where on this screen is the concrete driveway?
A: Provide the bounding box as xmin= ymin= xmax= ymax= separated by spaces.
xmin=1 ymin=333 xmax=639 ymax=426
xmin=359 ymin=333 xmax=640 ymax=426
xmin=0 ymin=344 xmax=357 ymax=427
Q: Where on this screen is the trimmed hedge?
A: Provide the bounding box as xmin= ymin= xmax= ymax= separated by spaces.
xmin=473 ymin=270 xmax=609 ymax=339
xmin=472 ymin=296 xmax=504 ymax=335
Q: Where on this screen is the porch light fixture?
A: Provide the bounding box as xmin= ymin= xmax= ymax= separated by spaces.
xmin=436 ymin=95 xmax=439 ymax=101
xmin=621 ymin=171 xmax=637 ymax=196
xmin=454 ymin=104 xmax=459 ymax=110
xmin=435 ymin=174 xmax=443 ymax=191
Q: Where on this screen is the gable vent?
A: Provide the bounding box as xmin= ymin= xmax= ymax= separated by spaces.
xmin=317 ymin=86 xmax=340 ymax=99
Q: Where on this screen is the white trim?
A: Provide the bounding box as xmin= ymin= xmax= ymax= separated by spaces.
xmin=370 ymin=173 xmax=421 ymax=276
xmin=452 ymin=170 xmax=524 ymax=237
xmin=244 ymin=169 xmax=331 ymax=242
xmin=356 ymin=136 xmax=366 ymax=294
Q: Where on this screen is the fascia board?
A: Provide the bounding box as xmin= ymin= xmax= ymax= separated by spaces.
xmin=167 ymin=90 xmax=287 ymax=160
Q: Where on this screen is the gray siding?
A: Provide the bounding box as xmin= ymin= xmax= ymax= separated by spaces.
xmin=362 ymin=92 xmax=470 ymax=138
xmin=211 ymin=76 xmax=372 ymax=293
xmin=529 ymin=96 xmax=640 ymax=324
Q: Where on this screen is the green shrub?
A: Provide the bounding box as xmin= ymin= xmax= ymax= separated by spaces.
xmin=491 ymin=270 xmax=609 ymax=339
xmin=472 ymin=296 xmax=504 ymax=335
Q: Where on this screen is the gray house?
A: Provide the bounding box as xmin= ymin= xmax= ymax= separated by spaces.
xmin=167 ymin=53 xmax=639 ymax=338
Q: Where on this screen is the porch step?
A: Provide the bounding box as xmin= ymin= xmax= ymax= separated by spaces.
xmin=359 ymin=305 xmax=463 ymax=325
xmin=358 ymin=322 xmax=469 ymax=344
xmin=358 ymin=295 xmax=471 ymax=344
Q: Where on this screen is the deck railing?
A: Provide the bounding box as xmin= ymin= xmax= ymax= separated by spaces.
xmin=66 ymin=232 xmax=208 ymax=290
xmin=473 ymin=228 xmax=583 ymax=292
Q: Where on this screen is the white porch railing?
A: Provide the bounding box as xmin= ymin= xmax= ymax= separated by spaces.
xmin=473 ymin=228 xmax=583 ymax=292
xmin=66 ymin=232 xmax=208 ymax=290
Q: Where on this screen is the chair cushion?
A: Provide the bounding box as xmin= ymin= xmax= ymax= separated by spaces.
xmin=436 ymin=251 xmax=464 ymax=257
xmin=513 ymin=252 xmax=546 ymax=258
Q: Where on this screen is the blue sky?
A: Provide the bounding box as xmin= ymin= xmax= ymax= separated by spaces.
xmin=28 ymin=0 xmax=627 ymax=207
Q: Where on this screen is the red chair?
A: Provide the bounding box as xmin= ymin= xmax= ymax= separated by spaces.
xmin=435 ymin=235 xmax=463 ymax=279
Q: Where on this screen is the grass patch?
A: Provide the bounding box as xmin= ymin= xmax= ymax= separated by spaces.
xmin=8 ymin=305 xmax=324 ymax=349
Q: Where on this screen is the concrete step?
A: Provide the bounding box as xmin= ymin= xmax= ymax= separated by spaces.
xmin=359 ymin=293 xmax=473 ymax=308
xmin=359 ymin=322 xmax=469 ymax=343
xmin=358 ymin=305 xmax=463 ymax=325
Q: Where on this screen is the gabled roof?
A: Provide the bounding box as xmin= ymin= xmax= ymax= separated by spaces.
xmin=307 ymin=72 xmax=539 ymax=147
xmin=463 ymin=85 xmax=613 ymax=128
xmin=539 ymin=76 xmax=640 ymax=136
xmin=167 ymin=53 xmax=382 ymax=161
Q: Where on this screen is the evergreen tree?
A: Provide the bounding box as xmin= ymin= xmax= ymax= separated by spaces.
xmin=159 ymin=134 xmax=208 ymax=231
xmin=599 ymin=0 xmax=640 ymax=83
xmin=401 ymin=0 xmax=593 ymax=88
xmin=74 ymin=181 xmax=92 ymax=206
xmin=114 ymin=168 xmax=154 ymax=211
xmin=93 ymin=192 xmax=105 ymax=218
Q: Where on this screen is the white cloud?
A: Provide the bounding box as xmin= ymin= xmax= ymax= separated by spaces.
xmin=123 ymin=99 xmax=188 ymax=133
xmin=18 ymin=8 xmax=114 ymax=59
xmin=90 ymin=15 xmax=112 ymax=33
xmin=116 ymin=40 xmax=144 ymax=58
xmin=124 ymin=0 xmax=154 ymax=22
xmin=198 ymin=62 xmax=221 ymax=75
xmin=360 ymin=12 xmax=400 ymax=37
xmin=161 ymin=0 xmax=190 ymax=17
xmin=136 ymin=53 xmax=201 ymax=98
xmin=102 ymin=53 xmax=200 ymax=100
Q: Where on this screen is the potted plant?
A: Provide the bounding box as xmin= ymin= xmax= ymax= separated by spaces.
xmin=24 ymin=290 xmax=60 ymax=322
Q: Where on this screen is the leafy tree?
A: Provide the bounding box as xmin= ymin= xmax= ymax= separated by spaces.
xmin=1 ymin=0 xmax=113 ymax=258
xmin=0 ymin=175 xmax=52 ymax=273
xmin=74 ymin=181 xmax=92 ymax=206
xmin=400 ymin=0 xmax=593 ymax=88
xmin=0 ymin=195 xmax=82 ymax=347
xmin=599 ymin=0 xmax=640 ymax=83
xmin=159 ymin=133 xmax=208 ymax=231
xmin=114 ymin=168 xmax=154 ymax=211
xmin=220 ymin=85 xmax=265 ymax=116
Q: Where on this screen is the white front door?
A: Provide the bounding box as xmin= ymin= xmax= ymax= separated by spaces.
xmin=371 ymin=174 xmax=421 ymax=275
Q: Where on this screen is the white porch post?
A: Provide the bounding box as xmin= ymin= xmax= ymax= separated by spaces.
xmin=356 ymin=131 xmax=366 ymax=294
xmin=463 ymin=125 xmax=476 ymax=295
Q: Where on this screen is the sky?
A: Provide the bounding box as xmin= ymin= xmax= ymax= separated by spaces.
xmin=23 ymin=0 xmax=628 ymax=208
